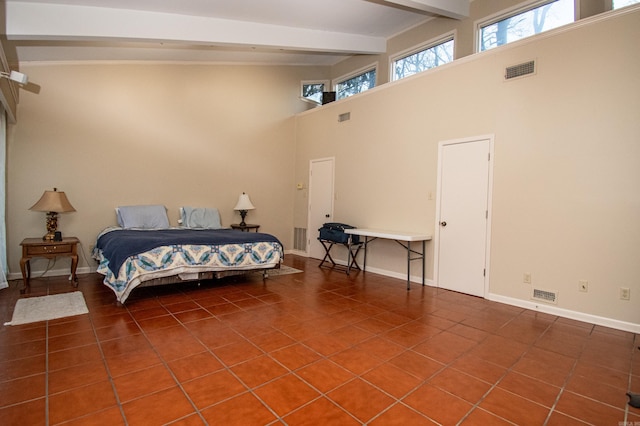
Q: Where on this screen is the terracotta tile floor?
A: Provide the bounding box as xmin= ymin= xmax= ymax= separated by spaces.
xmin=0 ymin=255 xmax=638 ymax=425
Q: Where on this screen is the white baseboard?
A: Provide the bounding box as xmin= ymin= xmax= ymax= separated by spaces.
xmin=289 ymin=252 xmax=639 ymax=333
xmin=488 ymin=293 xmax=640 ymax=334
xmin=7 ymin=266 xmax=96 ymax=281
xmin=324 ymin=258 xmax=435 ymax=287
xmin=329 ymin=256 xmax=639 ymax=333
xmin=355 ymin=264 xmax=435 ymax=287
xmin=286 ymin=249 xmax=307 ymax=257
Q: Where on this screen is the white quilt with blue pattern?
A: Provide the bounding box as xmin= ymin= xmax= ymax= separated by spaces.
xmin=93 ymin=227 xmax=283 ymax=303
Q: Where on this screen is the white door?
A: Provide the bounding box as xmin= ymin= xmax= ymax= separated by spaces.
xmin=308 ymin=158 xmax=335 ymax=259
xmin=435 ymin=136 xmax=492 ymax=297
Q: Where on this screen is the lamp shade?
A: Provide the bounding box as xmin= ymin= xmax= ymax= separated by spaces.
xmin=234 ymin=193 xmax=255 ymax=211
xmin=29 ymin=188 xmax=76 ymax=213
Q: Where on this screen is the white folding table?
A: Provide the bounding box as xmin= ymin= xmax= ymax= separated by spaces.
xmin=344 ymin=228 xmax=432 ymax=290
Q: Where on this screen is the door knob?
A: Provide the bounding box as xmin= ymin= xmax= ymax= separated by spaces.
xmin=440 ymin=221 xmax=447 ymax=227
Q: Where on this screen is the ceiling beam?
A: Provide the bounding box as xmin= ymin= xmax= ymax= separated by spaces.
xmin=381 ymin=0 xmax=469 ymax=19
xmin=6 ymin=2 xmax=387 ymax=55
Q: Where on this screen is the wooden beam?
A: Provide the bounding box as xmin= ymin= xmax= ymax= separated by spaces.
xmin=381 ymin=0 xmax=469 ymax=19
xmin=7 ymin=2 xmax=387 ymax=55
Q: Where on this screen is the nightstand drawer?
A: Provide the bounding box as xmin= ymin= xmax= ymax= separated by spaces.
xmin=26 ymin=244 xmax=73 ymax=255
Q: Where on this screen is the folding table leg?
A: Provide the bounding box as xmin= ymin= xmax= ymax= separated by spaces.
xmin=348 ymin=244 xmax=362 ymax=271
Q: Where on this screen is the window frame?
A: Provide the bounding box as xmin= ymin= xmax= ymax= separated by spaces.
xmin=300 ymin=80 xmax=330 ymax=105
xmin=474 ymin=0 xmax=576 ymax=53
xmin=389 ymin=31 xmax=456 ymax=82
xmin=333 ymin=63 xmax=378 ymax=100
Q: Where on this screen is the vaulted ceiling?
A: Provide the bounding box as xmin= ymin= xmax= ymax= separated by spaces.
xmin=3 ymin=0 xmax=469 ymax=65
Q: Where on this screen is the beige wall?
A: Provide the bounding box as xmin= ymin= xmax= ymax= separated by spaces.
xmin=294 ymin=9 xmax=640 ymax=328
xmin=7 ymin=63 xmax=327 ymax=274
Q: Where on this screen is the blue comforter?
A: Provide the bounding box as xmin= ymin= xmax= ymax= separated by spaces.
xmin=96 ymin=228 xmax=282 ymax=275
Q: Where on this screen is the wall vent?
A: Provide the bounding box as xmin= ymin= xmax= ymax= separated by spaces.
xmin=294 ymin=227 xmax=307 ymax=251
xmin=338 ymin=112 xmax=351 ymax=122
xmin=505 ymin=60 xmax=536 ymax=80
xmin=531 ymin=288 xmax=558 ymax=304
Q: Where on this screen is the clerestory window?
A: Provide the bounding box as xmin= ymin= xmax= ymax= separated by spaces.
xmin=335 ymin=66 xmax=377 ymax=100
xmin=478 ymin=0 xmax=574 ymax=52
xmin=301 ymin=81 xmax=328 ymax=104
xmin=613 ymin=0 xmax=640 ymax=8
xmin=391 ymin=35 xmax=454 ymax=81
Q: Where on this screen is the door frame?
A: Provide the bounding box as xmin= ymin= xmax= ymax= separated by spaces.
xmin=433 ymin=134 xmax=495 ymax=297
xmin=306 ymin=157 xmax=335 ymax=257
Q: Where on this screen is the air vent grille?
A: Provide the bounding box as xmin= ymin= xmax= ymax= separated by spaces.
xmin=532 ymin=288 xmax=558 ymax=304
xmin=505 ymin=60 xmax=535 ymax=80
xmin=294 ymin=227 xmax=307 ymax=251
xmin=338 ymin=112 xmax=351 ymax=122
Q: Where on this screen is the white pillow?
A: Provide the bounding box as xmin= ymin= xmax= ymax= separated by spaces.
xmin=116 ymin=205 xmax=170 ymax=229
xmin=180 ymin=207 xmax=222 ymax=229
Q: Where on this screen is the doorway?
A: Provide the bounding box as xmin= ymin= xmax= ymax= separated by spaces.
xmin=307 ymin=157 xmax=335 ymax=259
xmin=435 ymin=136 xmax=493 ymax=297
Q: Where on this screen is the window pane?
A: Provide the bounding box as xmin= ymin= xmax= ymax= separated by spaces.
xmin=336 ymin=69 xmax=376 ymax=100
xmin=613 ymin=0 xmax=640 ymax=8
xmin=302 ymin=83 xmax=325 ymax=104
xmin=393 ymin=39 xmax=454 ymax=81
xmin=480 ymin=0 xmax=574 ymax=51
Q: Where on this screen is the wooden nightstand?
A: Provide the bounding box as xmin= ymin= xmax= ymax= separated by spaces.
xmin=20 ymin=237 xmax=79 ymax=293
xmin=230 ymin=224 xmax=260 ymax=232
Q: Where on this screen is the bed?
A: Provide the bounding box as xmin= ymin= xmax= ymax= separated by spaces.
xmin=92 ymin=205 xmax=283 ymax=304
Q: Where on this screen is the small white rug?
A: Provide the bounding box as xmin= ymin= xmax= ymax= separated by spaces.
xmin=4 ymin=292 xmax=89 ymax=326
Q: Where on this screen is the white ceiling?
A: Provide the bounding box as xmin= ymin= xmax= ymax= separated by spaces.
xmin=3 ymin=0 xmax=469 ymax=65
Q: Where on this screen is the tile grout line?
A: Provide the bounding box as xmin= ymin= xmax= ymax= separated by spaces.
xmin=184 ymin=290 xmax=285 ymax=423
xmin=455 ymin=308 xmax=559 ymax=425
xmin=171 ymin=282 xmax=640 ymax=424
xmin=540 ymin=320 xmax=594 ymax=426
xmin=185 ymin=288 xmax=365 ymax=424
xmin=278 ymin=304 xmax=456 ymax=425
xmin=128 ymin=285 xmax=320 ymax=423
xmin=621 ymin=329 xmax=637 ymax=424
xmin=86 ymin=309 xmax=129 ymax=426
xmin=123 ymin=303 xmax=210 ymax=425
xmin=294 ymin=284 xmax=498 ymax=423
xmin=9 ymin=264 xmax=636 ymax=425
xmin=356 ymin=311 xmax=469 ymax=425
xmin=45 ymin=320 xmax=49 ymax=426
xmin=196 ymin=302 xmax=306 ymax=424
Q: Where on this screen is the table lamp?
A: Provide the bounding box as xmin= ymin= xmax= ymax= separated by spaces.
xmin=233 ymin=192 xmax=255 ymax=226
xmin=29 ymin=188 xmax=76 ymax=241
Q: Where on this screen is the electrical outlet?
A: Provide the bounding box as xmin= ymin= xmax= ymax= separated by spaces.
xmin=578 ymin=280 xmax=588 ymax=293
xmin=620 ymin=287 xmax=630 ymax=301
xmin=523 ymin=273 xmax=531 ymax=284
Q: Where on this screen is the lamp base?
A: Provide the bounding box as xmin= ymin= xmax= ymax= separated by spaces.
xmin=44 ymin=212 xmax=59 ymax=241
xmin=239 ymin=210 xmax=248 ymax=227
